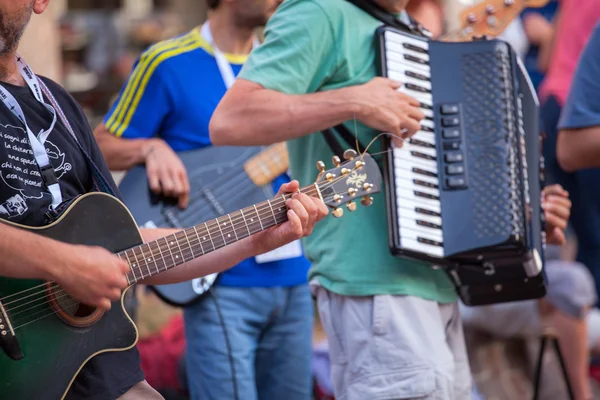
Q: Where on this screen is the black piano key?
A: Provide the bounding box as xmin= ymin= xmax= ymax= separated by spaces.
xmin=412 ymin=167 xmax=438 ymax=178
xmin=405 ymin=70 xmax=430 ymax=82
xmin=408 ymin=138 xmax=435 ymax=148
xmin=410 ymin=151 xmax=437 ymax=161
xmin=404 ymin=54 xmax=428 ymax=65
xmin=405 ymin=83 xmax=430 ymax=94
xmin=415 ymin=207 xmax=441 ymax=217
xmin=414 ymin=190 xmax=440 ymax=201
xmin=420 ymin=102 xmax=433 ymax=110
xmin=421 ymin=125 xmax=434 ymax=133
xmin=418 ymin=237 xmax=444 ymax=247
xmin=413 ymin=179 xmax=438 ymax=189
xmin=402 ymin=43 xmax=428 ymax=54
xmin=417 ymin=220 xmax=442 ymax=230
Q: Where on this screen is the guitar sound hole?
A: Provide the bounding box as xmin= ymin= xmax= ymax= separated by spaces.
xmin=47 ymin=286 xmax=105 ymax=328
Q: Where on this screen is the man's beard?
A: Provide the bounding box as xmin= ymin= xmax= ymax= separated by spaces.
xmin=0 ymin=2 xmax=34 ymax=56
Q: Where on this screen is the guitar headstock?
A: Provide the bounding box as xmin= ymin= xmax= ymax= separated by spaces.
xmin=314 ymin=150 xmax=382 ymax=218
xmin=448 ymin=0 xmax=550 ymax=41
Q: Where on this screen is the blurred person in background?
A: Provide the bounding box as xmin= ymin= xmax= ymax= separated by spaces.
xmin=93 ymin=0 xmax=317 ymax=399
xmin=537 ymin=0 xmax=600 ymax=293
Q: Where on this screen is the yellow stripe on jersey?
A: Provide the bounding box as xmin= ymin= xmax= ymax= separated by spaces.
xmin=114 ymin=33 xmax=206 ymax=137
xmin=106 ymin=31 xmax=197 ymax=134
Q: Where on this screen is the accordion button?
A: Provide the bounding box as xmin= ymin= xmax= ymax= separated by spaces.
xmin=441 ymin=104 xmax=459 ymax=114
xmin=446 ymin=165 xmax=465 ymax=175
xmin=447 ymin=177 xmax=466 ymax=188
xmin=442 ymin=117 xmax=460 ymax=127
xmin=442 ymin=128 xmax=460 ymax=139
xmin=445 ymin=152 xmax=463 ymax=163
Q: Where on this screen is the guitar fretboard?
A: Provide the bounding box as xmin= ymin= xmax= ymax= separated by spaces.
xmin=244 ymin=142 xmax=289 ymax=187
xmin=118 ymin=187 xmax=313 ymax=284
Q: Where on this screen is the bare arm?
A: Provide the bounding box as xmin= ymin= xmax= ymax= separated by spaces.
xmin=557 ymin=127 xmax=600 ymax=172
xmin=210 ymin=78 xmax=424 ymax=147
xmin=93 ymin=123 xmax=156 ymax=171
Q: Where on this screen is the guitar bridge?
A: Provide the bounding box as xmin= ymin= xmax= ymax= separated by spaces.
xmin=0 ymin=300 xmax=23 ymax=360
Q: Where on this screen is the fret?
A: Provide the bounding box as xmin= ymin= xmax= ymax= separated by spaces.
xmin=204 ymin=222 xmax=216 ymax=251
xmin=216 ymin=217 xmax=228 ymax=246
xmin=163 ymin=237 xmax=177 ymax=268
xmin=138 ymin=245 xmax=154 ymax=277
xmin=152 ymin=240 xmax=167 ymax=273
xmin=182 ymin=229 xmax=195 ymax=258
xmin=123 ymin=251 xmax=137 ymax=282
xmin=171 ymin=233 xmax=186 ymax=263
xmin=240 ymin=209 xmax=251 ymax=236
xmin=130 ymin=248 xmax=144 ymax=279
xmin=118 ymin=253 xmax=131 ymax=285
xmin=227 ymin=213 xmax=239 ymax=241
xmin=267 ymin=200 xmax=277 ymax=225
xmin=253 ymin=205 xmax=264 ymax=230
xmin=192 ymin=226 xmax=206 ymax=255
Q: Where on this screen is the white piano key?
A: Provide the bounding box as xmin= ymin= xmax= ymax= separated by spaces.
xmin=419 ymin=119 xmax=435 ymax=130
xmin=397 ymin=207 xmax=442 ymax=227
xmin=393 ymin=149 xmax=438 ymax=170
xmin=398 ymin=236 xmax=445 ymax=258
xmin=411 ymin=131 xmax=436 ymax=145
xmin=393 ymin=156 xmax=438 ymax=175
xmin=399 ymin=201 xmax=441 ymax=216
xmin=386 ymin=41 xmax=430 ymax=63
xmin=387 ymin=70 xmax=432 ymax=91
xmin=384 ymin=31 xmax=430 ymax=51
xmin=394 ymin=170 xmax=439 ymax=187
xmin=395 ymin=178 xmax=440 ymax=198
xmin=398 ymin=218 xmax=443 ymax=241
xmin=395 ymin=187 xmax=441 ymax=209
xmin=386 ymin=52 xmax=431 ymax=74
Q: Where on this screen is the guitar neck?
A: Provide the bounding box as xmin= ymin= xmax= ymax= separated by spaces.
xmin=119 ymin=183 xmax=315 ymax=285
xmin=244 ymin=142 xmax=289 ymax=187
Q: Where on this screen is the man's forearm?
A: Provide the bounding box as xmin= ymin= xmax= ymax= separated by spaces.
xmin=557 ymin=127 xmax=600 ymax=171
xmin=93 ymin=124 xmax=153 ymax=171
xmin=138 ymin=228 xmax=256 ymax=285
xmin=210 ymin=80 xmax=362 ymax=146
xmin=0 ymin=223 xmax=67 ymax=281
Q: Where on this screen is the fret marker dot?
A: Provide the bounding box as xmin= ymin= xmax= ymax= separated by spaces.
xmin=227 ymin=234 xmax=231 ymax=238
xmin=223 ymin=222 xmax=227 ymax=226
xmin=170 ymin=242 xmax=174 ymax=245
xmin=147 ymin=258 xmax=152 ymax=262
xmin=176 ymin=255 xmax=179 ymax=258
xmin=203 ymin=237 xmax=206 ymax=240
xmin=250 ymin=218 xmax=254 ymax=222
xmin=133 ymin=264 xmax=137 ymax=267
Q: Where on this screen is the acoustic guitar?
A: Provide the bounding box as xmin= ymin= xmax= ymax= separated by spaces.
xmin=0 ymin=150 xmax=381 ymax=400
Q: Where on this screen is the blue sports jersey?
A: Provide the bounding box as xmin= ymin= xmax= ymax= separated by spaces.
xmin=104 ymin=28 xmax=310 ymax=287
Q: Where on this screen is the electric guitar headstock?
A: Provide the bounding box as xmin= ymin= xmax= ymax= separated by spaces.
xmin=442 ymin=0 xmax=550 ymax=42
xmin=314 ymin=150 xmax=382 ymax=218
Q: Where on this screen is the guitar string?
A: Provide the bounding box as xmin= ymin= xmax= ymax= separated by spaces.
xmin=2 ymin=174 xmax=348 ymax=313
xmin=0 ymin=192 xmax=298 ymax=307
xmin=2 ymin=137 xmax=387 ymax=307
xmin=1 ymin=192 xmax=301 ymax=308
xmin=9 ymin=191 xmax=349 ymax=330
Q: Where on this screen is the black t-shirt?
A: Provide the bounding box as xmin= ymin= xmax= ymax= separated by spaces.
xmin=0 ymin=77 xmax=144 ymax=399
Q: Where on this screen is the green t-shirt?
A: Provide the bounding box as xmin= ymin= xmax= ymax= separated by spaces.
xmin=239 ymin=0 xmax=456 ymax=302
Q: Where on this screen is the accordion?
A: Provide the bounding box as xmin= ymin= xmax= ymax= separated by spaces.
xmin=377 ymin=26 xmax=547 ymax=306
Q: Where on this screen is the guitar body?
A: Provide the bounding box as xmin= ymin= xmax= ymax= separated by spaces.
xmin=0 ymin=193 xmax=143 ymax=400
xmin=118 ymin=145 xmax=275 ymax=307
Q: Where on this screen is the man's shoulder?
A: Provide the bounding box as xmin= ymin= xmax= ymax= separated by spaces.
xmin=134 ymin=29 xmax=212 ymax=79
xmin=276 ymin=0 xmax=359 ymax=20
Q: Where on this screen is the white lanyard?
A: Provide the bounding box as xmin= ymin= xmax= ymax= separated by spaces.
xmin=200 ymin=22 xmax=260 ymax=89
xmin=0 ymin=56 xmax=61 ymax=209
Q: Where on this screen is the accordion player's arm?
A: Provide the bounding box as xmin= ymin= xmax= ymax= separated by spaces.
xmin=557 ymin=126 xmax=600 ymax=172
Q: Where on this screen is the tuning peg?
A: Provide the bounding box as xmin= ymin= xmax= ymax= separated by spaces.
xmin=332 ymin=156 xmax=341 ymax=167
xmin=316 ymin=161 xmax=325 ymax=173
xmin=346 ymin=202 xmax=357 ymax=212
xmin=333 ymin=194 xmax=343 ymax=203
xmin=326 ymin=173 xmax=336 ymax=181
xmin=343 ymin=149 xmax=357 ymax=161
xmin=362 ymin=183 xmax=374 ymax=191
xmin=341 ymin=168 xmax=351 ymax=175
xmin=332 ymin=208 xmax=344 ymax=218
xmin=361 ymin=196 xmax=373 ymax=207
xmin=348 ymin=188 xmax=357 ymax=197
